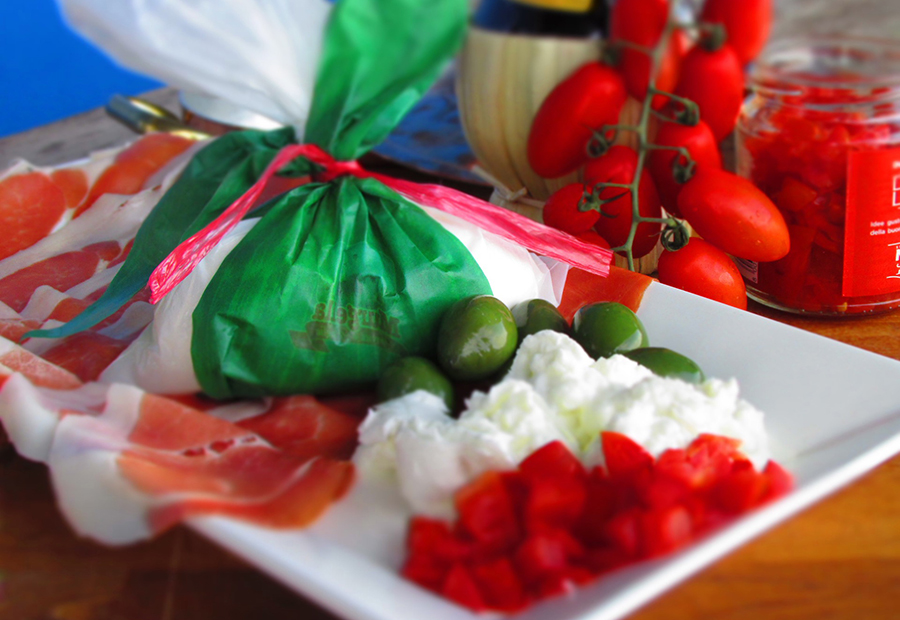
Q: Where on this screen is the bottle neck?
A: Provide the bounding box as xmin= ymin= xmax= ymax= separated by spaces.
xmin=472 ymin=0 xmax=608 ymax=37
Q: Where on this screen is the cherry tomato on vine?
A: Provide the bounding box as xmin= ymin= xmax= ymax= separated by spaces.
xmin=677 ymin=168 xmax=790 ymax=262
xmin=584 ymin=146 xmax=662 ymax=259
xmin=542 ymin=183 xmax=598 ymax=235
xmin=673 ymin=44 xmax=744 ymax=142
xmin=701 ymin=0 xmax=773 ymax=65
xmin=527 ymin=63 xmax=628 ymax=179
xmin=610 ymin=0 xmax=681 ymax=108
xmin=647 ymin=119 xmax=722 ymax=216
xmin=657 ymin=238 xmax=748 ymax=309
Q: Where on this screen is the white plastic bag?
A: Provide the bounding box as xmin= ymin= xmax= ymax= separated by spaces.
xmin=57 ymin=0 xmax=333 ymax=135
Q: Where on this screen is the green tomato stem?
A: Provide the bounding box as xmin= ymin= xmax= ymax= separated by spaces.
xmin=592 ymin=6 xmax=704 ymax=271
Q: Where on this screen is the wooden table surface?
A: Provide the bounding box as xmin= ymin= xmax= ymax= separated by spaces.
xmin=3 ymin=2 xmax=900 ymax=619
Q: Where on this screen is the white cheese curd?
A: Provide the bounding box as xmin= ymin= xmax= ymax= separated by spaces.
xmin=355 ymin=384 xmax=572 ymax=519
xmin=354 ymin=330 xmax=770 ymax=518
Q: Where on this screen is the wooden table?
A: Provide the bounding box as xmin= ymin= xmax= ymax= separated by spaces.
xmin=3 ymin=2 xmax=900 ymax=618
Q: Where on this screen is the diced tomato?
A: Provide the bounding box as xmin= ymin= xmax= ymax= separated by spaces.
xmin=762 ymin=460 xmax=794 ymax=502
xmin=535 ymin=573 xmax=573 ymax=600
xmin=601 ymin=432 xmax=654 ymax=478
xmin=557 ymin=266 xmax=652 ymax=321
xmin=513 ymin=530 xmax=579 ymax=586
xmin=407 ymin=517 xmax=472 ymax=563
xmin=585 ymin=546 xmax=632 ymax=574
xmin=401 ymin=554 xmax=448 ymax=592
xmin=640 ymin=475 xmax=691 ymax=510
xmin=441 ymin=563 xmax=488 ymax=612
xmin=603 ymin=507 xmax=642 ymax=557
xmin=455 ymin=471 xmax=521 ymax=553
xmin=687 ymin=434 xmax=742 ymax=460
xmin=519 ymin=440 xmax=586 ymax=482
xmin=523 ymin=476 xmax=586 ymax=531
xmin=400 ymin=435 xmax=793 ymax=613
xmin=470 ymin=557 xmax=528 ymax=612
xmin=713 ymin=466 xmax=769 ymax=513
xmin=640 ymin=505 xmax=693 ymax=558
xmin=575 ymin=469 xmax=619 ymax=545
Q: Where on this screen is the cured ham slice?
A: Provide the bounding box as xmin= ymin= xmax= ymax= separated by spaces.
xmin=75 ymin=134 xmax=194 ymax=217
xmin=0 ymin=335 xmax=82 ymax=390
xmin=0 ymin=134 xmax=195 ymax=263
xmin=0 ymin=172 xmax=68 ymax=261
xmin=0 ymin=362 xmax=364 ymax=543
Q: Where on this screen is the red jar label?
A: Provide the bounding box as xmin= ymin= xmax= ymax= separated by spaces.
xmin=843 ymin=148 xmax=900 ymax=297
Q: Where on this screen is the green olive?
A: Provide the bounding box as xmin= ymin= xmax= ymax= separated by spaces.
xmin=622 ymin=347 xmax=706 ymax=384
xmin=511 ymin=298 xmax=570 ymax=343
xmin=377 ymin=356 xmax=455 ymax=410
xmin=572 ymin=302 xmax=648 ymax=359
xmin=437 ymin=295 xmax=518 ymax=381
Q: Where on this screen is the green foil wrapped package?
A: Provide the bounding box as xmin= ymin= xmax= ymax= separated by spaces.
xmin=33 ymin=0 xmax=501 ymax=398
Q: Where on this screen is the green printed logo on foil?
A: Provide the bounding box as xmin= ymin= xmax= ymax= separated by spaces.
xmin=290 ymin=300 xmax=405 ymax=353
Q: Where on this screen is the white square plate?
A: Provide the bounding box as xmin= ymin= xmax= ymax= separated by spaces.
xmin=189 ymin=281 xmax=900 ymax=620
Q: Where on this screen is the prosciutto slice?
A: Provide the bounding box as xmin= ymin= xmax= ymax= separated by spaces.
xmin=0 ymin=365 xmax=362 ymax=543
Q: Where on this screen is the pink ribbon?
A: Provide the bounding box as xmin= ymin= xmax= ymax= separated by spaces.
xmin=149 ymin=144 xmax=611 ymax=304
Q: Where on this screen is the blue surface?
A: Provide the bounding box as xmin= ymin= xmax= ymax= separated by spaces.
xmin=0 ymin=1 xmax=162 ymax=138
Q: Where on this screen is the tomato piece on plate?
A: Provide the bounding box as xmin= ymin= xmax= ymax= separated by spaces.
xmin=557 ymin=266 xmax=653 ymax=322
xmin=523 ymin=476 xmax=586 ymax=532
xmin=603 ymin=507 xmax=642 ymax=557
xmin=456 ymin=471 xmax=521 ymax=553
xmin=762 ymin=460 xmax=794 ymax=502
xmin=601 ymin=431 xmax=654 ymax=478
xmin=407 ymin=516 xmax=473 ymax=564
xmin=641 ymin=504 xmax=693 ymax=557
xmin=471 ymin=557 xmax=528 ymax=612
xmin=640 ymin=473 xmax=691 ymax=510
xmin=576 ymin=468 xmax=619 ymax=545
xmin=585 ymin=546 xmax=632 ymax=574
xmin=442 ymin=563 xmax=488 ymax=612
xmin=519 ymin=440 xmax=587 ymax=482
xmin=513 ymin=530 xmax=579 ymax=586
xmin=713 ymin=465 xmax=769 ymax=513
xmin=402 ymin=554 xmax=448 ymax=592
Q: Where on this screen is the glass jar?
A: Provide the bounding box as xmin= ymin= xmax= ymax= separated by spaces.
xmin=736 ymin=35 xmax=900 ymax=316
